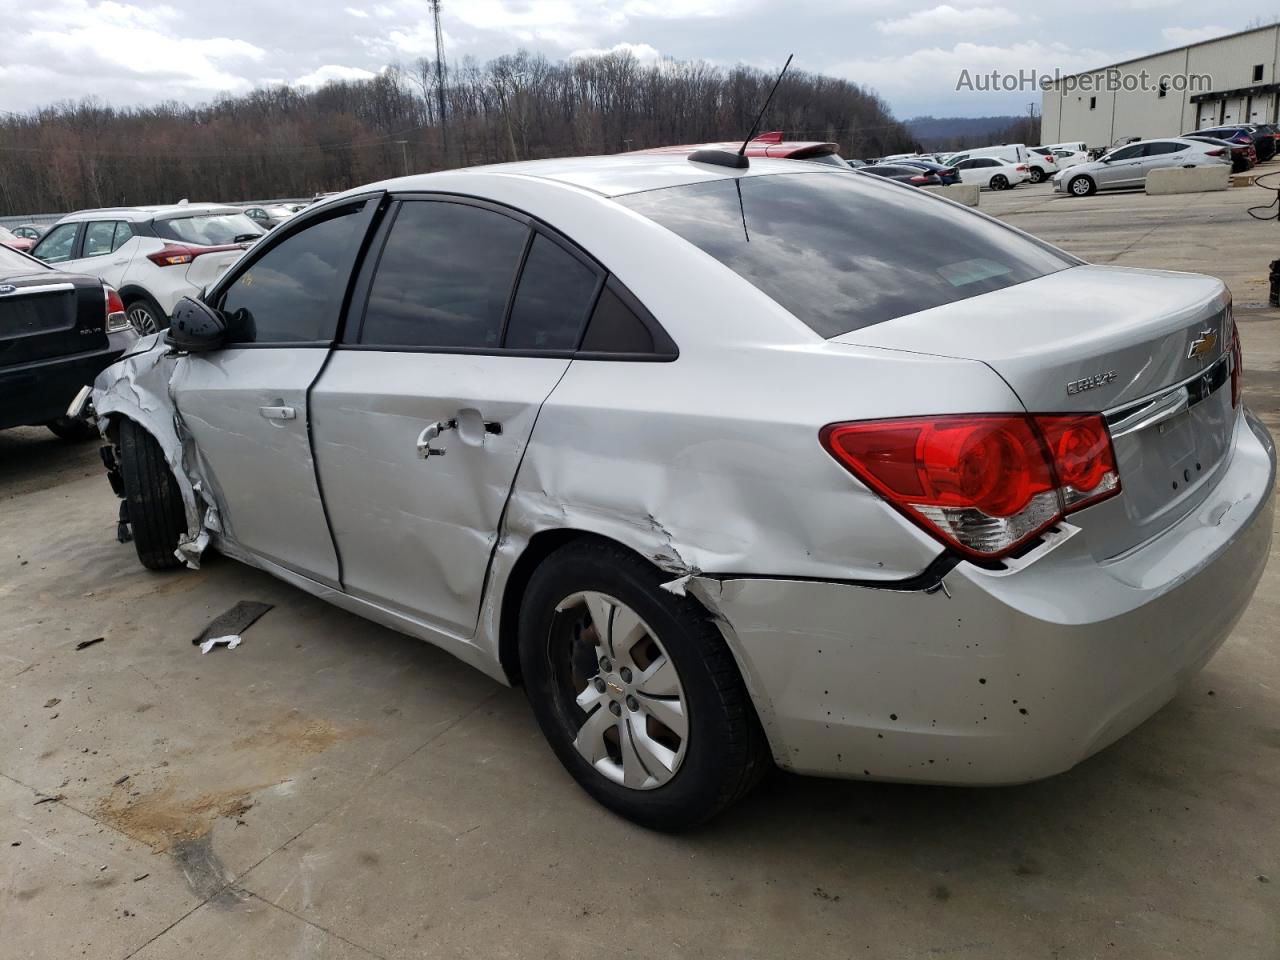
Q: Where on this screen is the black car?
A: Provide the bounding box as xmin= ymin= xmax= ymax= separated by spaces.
xmin=0 ymin=244 xmax=137 ymax=440
xmin=858 ymin=164 xmax=943 ymax=186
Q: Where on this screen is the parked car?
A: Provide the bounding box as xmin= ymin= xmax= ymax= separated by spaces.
xmin=243 ymin=204 xmax=298 ymax=230
xmin=10 ymin=224 xmax=46 ymax=242
xmin=858 ymin=164 xmax=943 ymax=186
xmin=951 ymin=156 xmax=1029 ymax=190
xmin=895 ymin=159 xmax=961 ymax=185
xmin=941 ymin=143 xmax=1031 ymax=169
xmin=1248 ymin=123 xmax=1280 ymax=161
xmin=1184 ymin=135 xmax=1256 ymax=172
xmin=1051 ymin=148 xmax=1090 ymax=170
xmin=846 ymin=158 xmax=867 ymax=169
xmin=1184 ymin=126 xmax=1271 ymax=162
xmin=1024 ymin=148 xmax=1061 ymax=183
xmin=0 ymin=225 xmax=35 ymax=254
xmin=1054 ymin=137 xmax=1231 ymax=196
xmin=1042 ymin=141 xmax=1087 ymax=155
xmin=30 ymin=204 xmax=265 ymax=334
xmin=88 ymin=154 xmax=1274 ymax=828
xmin=1 ymin=244 xmax=137 ymax=440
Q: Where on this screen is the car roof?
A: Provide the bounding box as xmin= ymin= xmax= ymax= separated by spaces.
xmin=333 ymin=153 xmax=835 ymax=202
xmin=55 ymin=203 xmax=244 ymax=224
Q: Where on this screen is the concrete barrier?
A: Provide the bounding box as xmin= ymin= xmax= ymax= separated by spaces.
xmin=1146 ymin=166 xmax=1229 ymax=195
xmin=922 ymin=183 xmax=980 ymax=207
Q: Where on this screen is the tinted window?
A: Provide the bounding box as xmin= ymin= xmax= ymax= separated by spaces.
xmin=1109 ymin=145 xmax=1142 ymax=160
xmin=1144 ymin=142 xmax=1184 ymax=155
xmin=504 ymin=234 xmax=600 ymax=350
xmin=33 ymin=223 xmax=78 ymax=264
xmin=360 ymin=201 xmax=528 ymax=349
xmin=156 ymin=213 xmax=263 ymax=245
xmin=618 ymin=172 xmax=1074 ymax=337
xmin=220 ymin=204 xmax=366 ymax=343
xmin=83 ymin=221 xmax=117 ymax=258
xmin=581 ymin=286 xmax=656 ymax=354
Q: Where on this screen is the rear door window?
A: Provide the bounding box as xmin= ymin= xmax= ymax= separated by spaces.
xmin=503 ymin=233 xmax=601 ymax=351
xmin=359 ymin=200 xmax=528 ymax=349
xmin=82 ymin=221 xmax=118 ymax=258
xmin=618 ymin=171 xmax=1074 ymax=337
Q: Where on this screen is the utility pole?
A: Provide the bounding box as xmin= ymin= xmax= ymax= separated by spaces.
xmin=432 ymin=0 xmax=449 ymax=160
xmin=394 ymin=139 xmax=409 ymax=176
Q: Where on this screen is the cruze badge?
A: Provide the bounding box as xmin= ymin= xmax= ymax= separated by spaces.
xmin=1066 ymin=371 xmax=1117 ymax=396
xmin=1186 ymin=329 xmax=1217 ymax=361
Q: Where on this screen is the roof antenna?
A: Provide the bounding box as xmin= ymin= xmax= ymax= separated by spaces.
xmin=689 ymin=54 xmax=794 ymax=169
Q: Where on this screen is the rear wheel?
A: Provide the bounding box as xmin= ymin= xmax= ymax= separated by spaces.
xmin=1028 ymin=166 xmax=1045 ymax=184
xmin=117 ymin=418 xmax=186 ymax=570
xmin=1068 ymin=175 xmax=1096 ymax=197
xmin=989 ymin=174 xmax=1009 ymax=190
xmin=518 ymin=538 xmax=768 ymax=829
xmin=125 ymin=295 xmax=166 ymax=334
xmin=46 ymin=416 xmax=97 ymax=442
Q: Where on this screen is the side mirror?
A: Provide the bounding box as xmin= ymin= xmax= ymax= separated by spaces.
xmin=165 ymin=297 xmax=226 ymax=353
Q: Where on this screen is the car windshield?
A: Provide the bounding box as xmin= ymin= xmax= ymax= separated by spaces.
xmin=154 ymin=213 xmax=264 ymax=245
xmin=618 ymin=170 xmax=1075 ymax=337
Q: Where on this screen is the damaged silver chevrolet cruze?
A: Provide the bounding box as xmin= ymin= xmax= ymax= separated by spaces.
xmin=89 ymin=153 xmax=1275 ymax=829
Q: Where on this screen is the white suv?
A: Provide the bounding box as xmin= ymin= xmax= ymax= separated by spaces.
xmin=31 ymin=204 xmax=265 ymax=333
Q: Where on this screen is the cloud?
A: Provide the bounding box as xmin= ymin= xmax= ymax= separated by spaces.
xmin=875 ymin=5 xmax=1026 ymax=35
xmin=1160 ymin=24 xmax=1233 ymax=45
xmin=344 ymin=6 xmax=369 ymax=17
xmin=293 ymin=63 xmax=378 ymax=87
xmin=568 ymin=41 xmax=663 ymax=62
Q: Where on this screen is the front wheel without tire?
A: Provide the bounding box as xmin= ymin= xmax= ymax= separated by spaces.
xmin=518 ymin=539 xmax=768 ymax=829
xmin=117 ymin=418 xmax=187 ymax=570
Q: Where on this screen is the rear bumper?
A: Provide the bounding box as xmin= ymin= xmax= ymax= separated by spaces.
xmin=0 ymin=330 xmax=134 ymax=430
xmin=699 ymin=407 xmax=1275 ymax=784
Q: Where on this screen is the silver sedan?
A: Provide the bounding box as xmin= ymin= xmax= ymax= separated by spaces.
xmin=1053 ymin=137 xmax=1231 ymax=195
xmin=90 ymin=154 xmax=1275 ymax=828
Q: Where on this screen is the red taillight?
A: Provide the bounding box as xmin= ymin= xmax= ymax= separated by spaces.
xmin=909 ymin=175 xmax=931 ymax=184
xmin=103 ymin=284 xmax=129 ymax=333
xmin=145 ymin=241 xmax=245 ymax=267
xmin=1206 ymin=148 xmax=1225 ymax=157
xmin=147 ymin=244 xmax=196 ymax=266
xmin=1015 ymin=164 xmax=1027 ymax=171
xmin=1231 ymin=321 xmax=1243 ymax=407
xmin=820 ymin=413 xmax=1120 ymax=559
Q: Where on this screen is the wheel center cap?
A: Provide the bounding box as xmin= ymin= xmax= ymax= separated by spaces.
xmin=605 ymin=677 xmax=626 ymax=697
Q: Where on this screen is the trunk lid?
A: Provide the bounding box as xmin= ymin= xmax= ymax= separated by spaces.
xmin=0 ymin=272 xmax=108 ymax=367
xmin=833 ymin=264 xmax=1235 ymax=559
xmin=183 ymin=243 xmax=252 ymax=291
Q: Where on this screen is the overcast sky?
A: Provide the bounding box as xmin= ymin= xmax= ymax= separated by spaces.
xmin=0 ymin=0 xmax=1275 ymax=120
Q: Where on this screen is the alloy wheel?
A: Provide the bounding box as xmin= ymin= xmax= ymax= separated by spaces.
xmin=552 ymin=591 xmax=688 ymax=790
xmin=127 ymin=303 xmax=158 ymax=335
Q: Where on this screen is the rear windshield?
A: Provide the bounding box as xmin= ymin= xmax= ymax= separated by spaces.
xmin=617 ymin=171 xmax=1075 ymax=337
xmin=154 ymin=213 xmax=264 ymax=245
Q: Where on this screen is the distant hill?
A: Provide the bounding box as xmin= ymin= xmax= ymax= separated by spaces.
xmin=905 ymin=115 xmax=1034 ymax=150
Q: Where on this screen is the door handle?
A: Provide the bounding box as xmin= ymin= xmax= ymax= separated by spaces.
xmin=259 ymin=405 xmax=296 ymax=421
xmin=416 ymin=421 xmax=450 ymax=458
xmin=416 ymin=414 xmax=503 ymax=458
xmin=112 ymin=259 xmax=128 ymax=265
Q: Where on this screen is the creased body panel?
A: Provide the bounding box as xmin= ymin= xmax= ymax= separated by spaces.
xmin=688 ymin=409 xmax=1274 ymax=782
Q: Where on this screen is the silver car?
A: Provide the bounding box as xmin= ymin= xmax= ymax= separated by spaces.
xmin=1054 ymin=137 xmax=1231 ymax=196
xmin=89 ymin=155 xmax=1275 ymax=828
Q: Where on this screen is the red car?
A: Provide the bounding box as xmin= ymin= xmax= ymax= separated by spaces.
xmin=632 ymin=131 xmax=851 ymax=167
xmin=0 ymin=226 xmax=35 ymax=254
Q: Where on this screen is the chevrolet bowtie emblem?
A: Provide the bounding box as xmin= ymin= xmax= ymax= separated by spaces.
xmin=1187 ymin=329 xmax=1217 ymax=361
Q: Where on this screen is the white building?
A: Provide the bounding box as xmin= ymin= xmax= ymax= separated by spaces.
xmin=1041 ymin=24 xmax=1280 ymax=149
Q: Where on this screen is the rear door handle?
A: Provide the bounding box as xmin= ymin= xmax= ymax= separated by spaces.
xmin=259 ymin=405 xmax=296 ymax=421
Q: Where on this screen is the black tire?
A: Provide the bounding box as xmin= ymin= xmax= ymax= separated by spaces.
xmin=1068 ymin=175 xmax=1096 ymax=197
xmin=518 ymin=538 xmax=768 ymax=829
xmin=46 ymin=415 xmax=97 ymax=442
xmin=125 ymin=294 xmax=167 ymax=334
xmin=117 ymin=419 xmax=186 ymax=571
xmin=1028 ymin=166 xmax=1045 ymax=184
xmin=990 ymin=174 xmax=1009 ymax=190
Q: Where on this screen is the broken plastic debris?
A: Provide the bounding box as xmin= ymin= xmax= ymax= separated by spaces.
xmin=660 ymin=574 xmax=695 ymax=597
xmin=199 ymin=635 xmax=241 ymax=654
xmin=191 ymin=600 xmax=273 ymax=647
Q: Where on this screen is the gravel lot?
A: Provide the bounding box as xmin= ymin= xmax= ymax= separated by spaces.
xmin=3 ymin=176 xmax=1279 ymax=959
